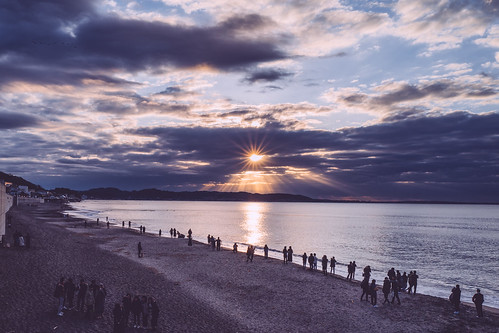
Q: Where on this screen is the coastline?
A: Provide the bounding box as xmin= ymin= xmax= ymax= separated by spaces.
xmin=1 ymin=203 xmax=498 ymax=332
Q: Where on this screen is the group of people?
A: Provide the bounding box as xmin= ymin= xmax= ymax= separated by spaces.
xmin=114 ymin=293 xmax=160 ymax=332
xmin=207 ymin=234 xmax=221 ymax=251
xmin=53 ymin=277 xmax=107 ymax=319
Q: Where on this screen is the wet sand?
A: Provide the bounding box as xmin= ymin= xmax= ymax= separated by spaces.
xmin=1 ymin=203 xmax=498 ymax=333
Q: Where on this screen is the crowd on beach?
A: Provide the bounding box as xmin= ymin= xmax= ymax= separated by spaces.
xmin=53 ymin=276 xmax=160 ymax=332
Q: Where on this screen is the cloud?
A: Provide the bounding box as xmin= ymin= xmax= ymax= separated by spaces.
xmin=243 ymin=68 xmax=293 ymax=84
xmin=0 ymin=112 xmax=40 ymax=129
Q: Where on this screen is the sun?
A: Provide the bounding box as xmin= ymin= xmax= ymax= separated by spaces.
xmin=249 ymin=154 xmax=263 ymax=162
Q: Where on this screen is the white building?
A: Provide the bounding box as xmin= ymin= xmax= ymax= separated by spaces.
xmin=0 ymin=182 xmax=14 ymax=240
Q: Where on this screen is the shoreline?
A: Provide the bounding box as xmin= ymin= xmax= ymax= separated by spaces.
xmin=1 ymin=203 xmax=498 ymax=332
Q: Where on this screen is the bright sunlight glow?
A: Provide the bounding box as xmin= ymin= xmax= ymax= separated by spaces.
xmin=249 ymin=154 xmax=263 ymax=162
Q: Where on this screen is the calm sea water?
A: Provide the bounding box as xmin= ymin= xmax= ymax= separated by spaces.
xmin=66 ymin=200 xmax=499 ymax=308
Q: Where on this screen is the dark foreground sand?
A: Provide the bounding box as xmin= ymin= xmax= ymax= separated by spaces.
xmin=1 ymin=203 xmax=498 ymax=333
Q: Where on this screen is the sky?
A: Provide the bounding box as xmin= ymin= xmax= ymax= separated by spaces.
xmin=0 ymin=0 xmax=498 ymax=202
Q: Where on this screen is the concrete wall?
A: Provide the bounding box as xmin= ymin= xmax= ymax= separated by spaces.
xmin=0 ymin=183 xmax=14 ymax=237
xmin=16 ymin=197 xmax=44 ymax=206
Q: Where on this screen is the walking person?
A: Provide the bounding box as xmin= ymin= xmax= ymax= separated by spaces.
xmin=138 ymin=241 xmax=143 ymax=258
xmin=450 ymin=285 xmax=461 ymax=314
xmin=54 ymin=277 xmax=65 ymax=316
xmin=472 ymin=288 xmax=484 ymax=318
xmin=330 ymin=256 xmax=337 ymax=275
xmin=233 ymin=242 xmax=238 ymax=253
xmin=411 ymin=271 xmax=419 ymax=294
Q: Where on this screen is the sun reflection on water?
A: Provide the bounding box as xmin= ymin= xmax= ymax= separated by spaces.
xmin=242 ymin=202 xmax=267 ymax=245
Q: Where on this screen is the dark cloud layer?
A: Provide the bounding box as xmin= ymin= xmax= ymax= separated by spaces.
xmin=244 ymin=68 xmax=293 ymax=83
xmin=5 ymin=111 xmax=497 ymax=203
xmin=0 ymin=0 xmax=286 ymax=87
xmin=0 ymin=112 xmax=40 ymax=129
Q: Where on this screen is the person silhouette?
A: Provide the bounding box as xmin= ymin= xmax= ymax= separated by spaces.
xmin=472 ymin=288 xmax=484 ymax=318
xmin=264 ymin=244 xmax=269 ymax=259
xmin=282 ymin=246 xmax=288 ymax=264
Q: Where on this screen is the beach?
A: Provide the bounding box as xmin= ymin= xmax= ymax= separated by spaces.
xmin=1 ymin=203 xmax=498 ymax=333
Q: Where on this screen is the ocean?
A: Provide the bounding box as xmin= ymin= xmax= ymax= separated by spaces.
xmin=65 ymin=200 xmax=499 ymax=308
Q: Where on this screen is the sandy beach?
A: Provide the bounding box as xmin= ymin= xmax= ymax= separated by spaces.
xmin=1 ymin=203 xmax=498 ymax=333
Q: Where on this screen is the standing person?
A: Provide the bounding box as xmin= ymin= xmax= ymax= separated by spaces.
xmin=450 ymin=285 xmax=461 ymax=314
xmin=188 ymin=228 xmax=192 ymax=238
xmin=347 ymin=262 xmax=353 ymax=281
xmin=313 ymin=253 xmax=318 ymax=270
xmin=351 ymin=261 xmax=357 ymax=280
xmin=143 ymin=226 xmax=146 ymax=234
xmin=122 ymin=293 xmax=132 ymax=327
xmin=396 ymin=270 xmax=402 ymax=291
xmin=233 ymin=242 xmax=238 ymax=253
xmin=472 ymin=288 xmax=484 ymax=318
xmin=76 ymin=279 xmax=88 ymax=312
xmin=402 ymin=272 xmax=408 ymax=291
xmin=95 ymin=283 xmax=107 ymax=319
xmin=321 ymin=255 xmax=328 ymax=275
xmin=287 ymin=246 xmax=293 ymax=263
xmin=141 ymin=296 xmax=149 ymax=328
xmin=150 ymin=297 xmax=160 ymax=330
xmin=382 ymin=277 xmax=391 ymax=304
xmin=370 ymin=279 xmax=378 ymax=307
xmin=308 ymin=253 xmax=314 ymax=270
xmin=249 ymin=245 xmax=255 ymax=262
xmin=391 ymin=278 xmax=401 ymax=305
xmin=360 ymin=277 xmax=370 ymax=302
xmin=54 ymin=277 xmax=65 ymax=316
xmin=264 ymin=244 xmax=269 ymax=259
xmin=246 ymin=246 xmax=252 ymax=262
xmin=113 ymin=303 xmax=123 ymax=333
xmin=171 ymin=228 xmax=174 ymax=238
xmin=159 ymin=229 xmax=161 ymax=237
xmin=388 ymin=268 xmax=396 ymax=281
xmin=107 ymin=221 xmax=110 ymax=229
xmin=412 ymin=271 xmax=419 ymax=294
xmin=330 ymin=256 xmax=337 ymax=275
xmin=173 ymin=228 xmax=177 ymax=237
xmin=138 ymin=241 xmax=143 ymax=258
xmin=207 ymin=234 xmax=210 ymax=243
xmin=302 ymin=252 xmax=307 ymax=268
xmin=64 ymin=277 xmax=76 ymax=310
xmin=363 ymin=265 xmax=371 ymax=281
xmin=85 ymin=287 xmax=95 ymax=319
xmin=216 ymin=237 xmax=221 ymax=251
xmin=128 ymin=221 xmax=131 ymax=228
xmin=407 ymin=271 xmax=414 ymax=293
xmin=122 ymin=221 xmax=125 ymax=227
xmin=211 ymin=236 xmax=215 ymax=250
xmin=282 ymin=246 xmax=288 ymax=264
xmin=131 ymin=296 xmax=142 ymax=328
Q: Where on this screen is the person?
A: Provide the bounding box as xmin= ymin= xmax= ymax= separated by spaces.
xmin=131 ymin=296 xmax=142 ymax=328
xmin=207 ymin=234 xmax=210 ymax=243
xmin=347 ymin=261 xmax=352 ymax=281
xmin=113 ymin=303 xmax=123 ymax=333
xmin=173 ymin=228 xmax=177 ymax=237
xmin=282 ymin=246 xmax=288 ymax=264
xmin=472 ymin=288 xmax=484 ymax=318
xmin=246 ymin=246 xmax=252 ymax=262
xmin=159 ymin=229 xmax=162 ymax=237
xmin=64 ymin=277 xmax=76 ymax=309
xmin=412 ymin=271 xmax=419 ymax=294
xmin=97 ymin=217 xmax=99 ymax=225
xmin=170 ymin=228 xmax=173 ymax=237
xmin=450 ymin=285 xmax=461 ymax=314
xmin=89 ymin=280 xmax=99 ymax=298
xmin=401 ymin=272 xmax=408 ymax=291
xmin=308 ymin=253 xmax=314 ymax=270
xmin=76 ymin=279 xmax=88 ymax=312
xmin=122 ymin=293 xmax=132 ymax=327
xmin=143 ymin=226 xmax=146 ymax=234
xmin=107 ymin=221 xmax=110 ymax=229
xmin=321 ymin=255 xmax=328 ymax=275
xmin=85 ymin=286 xmax=95 ymax=319
xmin=264 ymin=244 xmax=269 ymax=259
xmin=150 ymin=297 xmax=160 ymax=330
xmin=95 ymin=283 xmax=107 ymax=318
xmin=287 ymin=246 xmax=293 ymax=263
xmin=233 ymin=242 xmax=238 ymax=253
xmin=249 ymin=245 xmax=255 ymax=262
xmin=211 ymin=236 xmax=215 ymax=251
xmin=128 ymin=221 xmax=131 ymax=228
xmin=54 ymin=277 xmax=65 ymax=316
xmin=360 ymin=277 xmax=370 ymax=302
xmin=330 ymin=256 xmax=337 ymax=275
xmin=391 ymin=278 xmax=401 ymax=305
xmin=302 ymin=252 xmax=307 ymax=268
xmin=313 ymin=253 xmax=318 ymax=271
xmin=138 ymin=241 xmax=143 ymax=258
xmin=141 ymin=296 xmax=149 ymax=328
xmin=370 ymin=279 xmax=378 ymax=307
xmin=396 ymin=270 xmax=402 ymax=291
xmin=388 ymin=267 xmax=396 ymax=281
xmin=122 ymin=221 xmax=125 ymax=227
xmin=382 ymin=277 xmax=391 ymax=304
xmin=351 ymin=261 xmax=357 ymax=280
xmin=188 ymin=228 xmax=192 ymax=238
xmin=216 ymin=237 xmax=221 ymax=251
xmin=363 ymin=265 xmax=371 ymax=280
